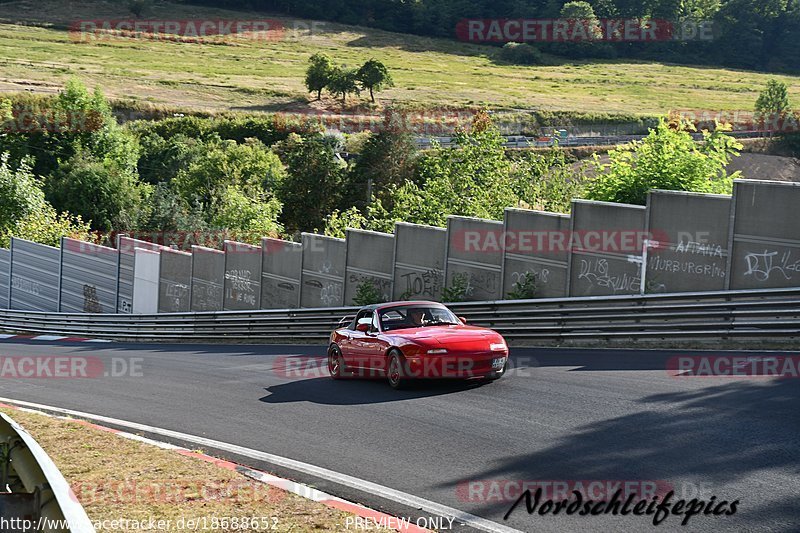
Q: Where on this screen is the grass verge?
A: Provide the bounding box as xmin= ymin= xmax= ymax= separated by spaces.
xmin=0 ymin=406 xmax=374 ymax=532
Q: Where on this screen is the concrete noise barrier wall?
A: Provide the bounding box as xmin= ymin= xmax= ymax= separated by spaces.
xmin=568 ymin=200 xmax=647 ymax=297
xmin=223 ymin=240 xmax=262 ymax=311
xmin=501 ymin=208 xmax=570 ymax=299
xmin=445 ymin=216 xmax=503 ymax=302
xmin=132 ymin=248 xmax=160 ymax=314
xmin=190 ymin=246 xmax=225 ymax=312
xmin=158 ymin=248 xmax=192 ymax=313
xmin=117 ymin=236 xmax=164 ymax=313
xmin=59 ymin=238 xmax=119 ymax=314
xmin=344 ymin=229 xmax=394 ymax=305
xmin=9 ymin=238 xmax=61 ymax=312
xmin=300 ymin=233 xmax=346 ymax=308
xmin=645 ymin=190 xmax=730 ymax=294
xmin=728 ymin=179 xmax=800 ymax=290
xmin=261 ymin=237 xmax=302 ymax=309
xmin=392 ymin=222 xmax=446 ymax=301
xmin=0 ymin=248 xmax=9 ymax=309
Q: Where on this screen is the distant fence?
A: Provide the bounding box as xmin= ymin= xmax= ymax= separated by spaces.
xmin=0 ymin=179 xmax=798 ymax=313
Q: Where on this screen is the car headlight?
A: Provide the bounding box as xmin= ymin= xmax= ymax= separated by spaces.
xmin=427 ymin=348 xmax=448 ymax=354
xmin=490 ymin=342 xmax=507 ymax=351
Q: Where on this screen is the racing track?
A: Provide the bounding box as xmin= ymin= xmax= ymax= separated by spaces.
xmin=0 ymin=340 xmax=797 ymax=533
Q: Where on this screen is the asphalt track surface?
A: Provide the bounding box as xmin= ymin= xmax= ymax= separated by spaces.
xmin=0 ymin=340 xmax=797 ymax=533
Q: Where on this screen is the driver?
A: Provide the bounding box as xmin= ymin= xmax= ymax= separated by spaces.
xmin=408 ymin=308 xmax=426 ymax=326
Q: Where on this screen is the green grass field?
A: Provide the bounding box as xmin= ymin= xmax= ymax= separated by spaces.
xmin=0 ymin=0 xmax=798 ymax=118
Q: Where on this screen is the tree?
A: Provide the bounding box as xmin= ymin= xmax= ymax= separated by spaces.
xmin=45 ymin=151 xmax=147 ymax=231
xmin=0 ymin=153 xmax=89 ymax=248
xmin=305 ymin=53 xmax=334 ymax=100
xmin=356 ymin=59 xmax=393 ymax=103
xmin=344 ymin=129 xmax=418 ymax=211
xmin=585 ymin=119 xmax=741 ymax=205
xmin=755 ymin=79 xmax=792 ymax=117
xmin=274 ymin=133 xmax=346 ymax=233
xmin=376 ymin=110 xmax=517 ymax=227
xmin=172 ymin=137 xmax=286 ymax=223
xmin=326 ymin=67 xmax=360 ymax=104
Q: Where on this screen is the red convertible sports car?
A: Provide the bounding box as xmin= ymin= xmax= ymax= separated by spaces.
xmin=328 ymin=301 xmax=509 ymax=389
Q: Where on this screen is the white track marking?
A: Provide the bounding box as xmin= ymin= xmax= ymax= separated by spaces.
xmin=0 ymin=397 xmax=523 ymax=533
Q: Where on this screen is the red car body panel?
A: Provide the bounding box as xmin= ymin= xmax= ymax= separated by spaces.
xmin=329 ymin=301 xmax=509 ymax=380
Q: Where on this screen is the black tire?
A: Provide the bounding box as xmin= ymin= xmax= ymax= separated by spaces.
xmin=328 ymin=345 xmax=346 ymax=380
xmin=387 ymin=351 xmax=411 ymax=390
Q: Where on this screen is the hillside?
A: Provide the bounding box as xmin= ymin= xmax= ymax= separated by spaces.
xmin=1 ymin=0 xmax=799 ymax=119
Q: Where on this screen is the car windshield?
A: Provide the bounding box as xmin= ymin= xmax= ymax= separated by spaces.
xmin=379 ymin=305 xmax=460 ymax=331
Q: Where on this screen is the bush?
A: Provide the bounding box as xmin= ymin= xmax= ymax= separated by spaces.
xmin=585 ymin=120 xmax=741 ymax=205
xmin=45 ymin=152 xmax=147 ymax=231
xmin=498 ymin=42 xmax=544 ymax=65
xmin=507 ymin=272 xmax=538 ymax=299
xmin=0 ymin=153 xmax=89 ymax=248
xmin=352 ymin=281 xmax=386 ymax=306
xmin=442 ymin=272 xmax=470 ymax=303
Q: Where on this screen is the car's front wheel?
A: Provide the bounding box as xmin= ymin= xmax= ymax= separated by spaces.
xmin=328 ymin=345 xmax=347 ymax=380
xmin=387 ymin=351 xmax=410 ymax=390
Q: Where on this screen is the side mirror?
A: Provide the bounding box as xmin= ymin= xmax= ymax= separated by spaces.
xmin=356 ymin=323 xmax=370 ymax=332
xmin=458 ymin=316 xmax=468 ymax=324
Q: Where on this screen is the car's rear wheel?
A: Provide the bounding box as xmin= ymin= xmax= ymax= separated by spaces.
xmin=387 ymin=351 xmax=410 ymax=390
xmin=328 ymin=345 xmax=346 ymax=380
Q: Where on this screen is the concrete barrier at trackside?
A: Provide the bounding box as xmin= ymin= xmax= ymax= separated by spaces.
xmin=568 ymin=200 xmax=646 ymax=297
xmin=60 ymin=238 xmax=119 ymax=314
xmin=223 ymin=240 xmax=262 ymax=311
xmin=261 ymin=237 xmax=302 ymax=309
xmin=645 ymin=190 xmax=730 ymax=294
xmin=9 ymin=238 xmax=61 ymax=312
xmin=158 ymin=248 xmax=192 ymax=313
xmin=118 ymin=236 xmax=164 ymax=313
xmin=190 ymin=246 xmax=225 ymax=312
xmin=501 ymin=208 xmax=570 ymax=299
xmin=728 ymin=180 xmax=800 ymax=290
xmin=132 ymin=248 xmax=160 ymax=314
xmin=392 ymin=222 xmax=446 ymax=302
xmin=445 ymin=216 xmax=503 ymax=302
xmin=344 ymin=229 xmax=394 ymax=305
xmin=0 ymin=248 xmax=12 ymax=309
xmin=300 ymin=233 xmax=346 ymax=308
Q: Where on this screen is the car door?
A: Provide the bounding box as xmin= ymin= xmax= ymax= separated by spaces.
xmin=347 ymin=310 xmax=374 ymax=371
xmin=362 ymin=311 xmax=390 ymax=375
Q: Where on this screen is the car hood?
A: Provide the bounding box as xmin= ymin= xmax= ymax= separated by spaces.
xmin=391 ymin=325 xmax=501 ymax=345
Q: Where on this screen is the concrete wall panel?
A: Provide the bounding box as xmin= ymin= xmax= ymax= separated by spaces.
xmin=261 ymin=238 xmax=302 ymax=309
xmin=190 ymin=246 xmax=225 ymax=312
xmin=117 ymin=236 xmax=163 ymax=313
xmin=223 ymin=240 xmax=262 ymax=311
xmin=300 ymin=233 xmax=346 ymax=308
xmin=445 ymin=216 xmax=503 ymax=302
xmin=645 ymin=190 xmax=731 ymax=293
xmin=0 ymin=248 xmax=9 ymax=309
xmin=568 ymin=200 xmax=647 ymax=297
xmin=132 ymin=248 xmax=160 ymax=314
xmin=9 ymin=238 xmax=60 ymax=312
xmin=729 ymin=180 xmax=800 ymax=290
xmin=60 ymin=238 xmax=118 ymax=313
xmin=501 ymin=208 xmax=570 ymax=299
xmin=392 ymin=223 xmax=446 ymax=301
xmin=158 ymin=249 xmax=192 ymax=313
xmin=344 ymin=229 xmax=394 ymax=305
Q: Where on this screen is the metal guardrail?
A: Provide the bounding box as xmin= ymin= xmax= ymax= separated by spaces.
xmin=0 ymin=287 xmax=798 ymax=346
xmin=0 ymin=413 xmax=95 ymax=533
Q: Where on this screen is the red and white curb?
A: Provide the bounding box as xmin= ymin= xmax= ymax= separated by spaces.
xmin=0 ymin=334 xmax=111 ymax=343
xmin=0 ymin=400 xmax=461 ymax=533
